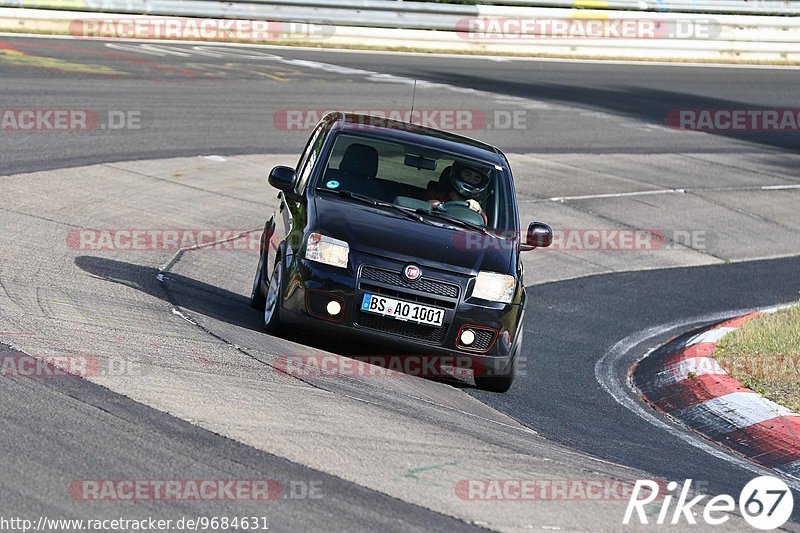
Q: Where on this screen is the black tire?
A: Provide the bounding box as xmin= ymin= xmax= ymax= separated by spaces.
xmin=473 ymin=366 xmax=515 ymax=393
xmin=249 ymin=251 xmax=267 ymax=310
xmin=473 ymin=333 xmax=520 ymax=393
xmin=262 ymin=259 xmax=284 ymax=334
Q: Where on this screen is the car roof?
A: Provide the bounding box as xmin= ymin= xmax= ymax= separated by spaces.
xmin=326 ymin=112 xmax=507 ymax=167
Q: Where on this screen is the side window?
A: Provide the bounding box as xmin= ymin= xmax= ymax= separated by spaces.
xmin=295 ymin=123 xmax=328 ymax=194
xmin=495 ymin=170 xmax=514 ymax=231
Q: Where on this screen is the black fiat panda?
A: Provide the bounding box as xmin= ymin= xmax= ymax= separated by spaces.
xmin=251 ymin=113 xmax=552 ymax=392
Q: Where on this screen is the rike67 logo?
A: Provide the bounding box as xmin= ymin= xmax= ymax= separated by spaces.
xmin=624 ymin=476 xmax=794 ymax=530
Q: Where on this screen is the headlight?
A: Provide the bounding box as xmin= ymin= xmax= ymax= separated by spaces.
xmin=472 ymin=271 xmax=516 ymax=303
xmin=306 ymin=233 xmax=349 ymax=269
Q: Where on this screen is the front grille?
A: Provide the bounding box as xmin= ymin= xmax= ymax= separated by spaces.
xmin=361 ymin=266 xmax=459 ymax=299
xmin=356 ymin=313 xmax=448 ymax=344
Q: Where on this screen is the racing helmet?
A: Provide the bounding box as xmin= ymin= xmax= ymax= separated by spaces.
xmin=449 ymin=161 xmax=491 ymax=200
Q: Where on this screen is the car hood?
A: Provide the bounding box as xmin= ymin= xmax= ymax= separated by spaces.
xmin=312 ymin=195 xmax=514 ymax=275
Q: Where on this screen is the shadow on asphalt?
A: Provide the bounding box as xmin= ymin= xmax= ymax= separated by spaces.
xmin=73 ymin=255 xmax=472 ymax=389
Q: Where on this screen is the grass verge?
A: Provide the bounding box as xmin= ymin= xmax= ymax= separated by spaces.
xmin=715 ymin=304 xmax=800 ymax=412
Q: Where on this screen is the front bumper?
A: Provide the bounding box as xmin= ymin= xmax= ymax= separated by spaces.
xmin=278 ymin=250 xmax=523 ymax=372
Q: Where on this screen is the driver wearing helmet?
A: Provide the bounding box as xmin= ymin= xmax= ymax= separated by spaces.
xmin=425 ymin=162 xmax=490 ymax=223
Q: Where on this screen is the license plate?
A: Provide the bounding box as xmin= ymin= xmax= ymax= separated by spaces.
xmin=360 ymin=293 xmax=444 ymax=327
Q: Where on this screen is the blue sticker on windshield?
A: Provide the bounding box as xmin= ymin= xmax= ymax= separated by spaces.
xmin=326 ymin=180 xmax=340 ymax=189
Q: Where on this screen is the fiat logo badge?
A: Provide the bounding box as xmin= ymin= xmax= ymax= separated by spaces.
xmin=403 ymin=265 xmax=421 ymax=281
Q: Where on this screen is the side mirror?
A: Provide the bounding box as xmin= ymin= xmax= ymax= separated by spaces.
xmin=522 ymin=222 xmax=552 ymax=251
xmin=268 ymin=166 xmax=297 ymax=192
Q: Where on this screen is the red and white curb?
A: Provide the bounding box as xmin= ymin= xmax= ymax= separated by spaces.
xmin=633 ymin=310 xmax=800 ymax=480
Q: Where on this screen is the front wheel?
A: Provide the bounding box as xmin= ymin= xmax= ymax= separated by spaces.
xmin=262 ymin=260 xmax=284 ymax=334
xmin=473 ymin=334 xmax=520 ymax=393
xmin=473 ymin=366 xmax=515 ymax=393
xmin=249 ymin=252 xmax=267 ymax=310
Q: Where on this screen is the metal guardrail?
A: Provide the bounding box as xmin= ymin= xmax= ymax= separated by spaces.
xmin=462 ymin=0 xmax=800 ymax=15
xmin=173 ymin=0 xmax=800 ymax=16
xmin=0 ymin=0 xmax=798 ymax=62
xmin=215 ymin=0 xmax=800 ymax=16
xmin=4 ymin=0 xmax=800 ymax=17
xmin=2 ymin=0 xmax=799 ymax=31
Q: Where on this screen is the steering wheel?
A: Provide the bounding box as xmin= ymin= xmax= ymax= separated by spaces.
xmin=437 ymin=200 xmax=486 ymax=227
xmin=440 ymin=200 xmax=471 ymax=210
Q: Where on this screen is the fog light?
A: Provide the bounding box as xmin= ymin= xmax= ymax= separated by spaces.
xmin=326 ymin=300 xmax=341 ymax=316
xmin=460 ymin=329 xmax=476 ymax=346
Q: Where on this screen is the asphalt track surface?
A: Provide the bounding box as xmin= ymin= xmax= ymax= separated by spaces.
xmin=474 ymin=256 xmax=800 ymax=492
xmin=0 ymin=344 xmax=477 ymax=532
xmin=2 ymin=34 xmax=800 ymax=530
xmin=1 ymin=36 xmax=799 ymax=175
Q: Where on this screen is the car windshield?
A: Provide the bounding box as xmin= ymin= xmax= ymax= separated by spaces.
xmin=315 ymin=132 xmax=515 ymax=233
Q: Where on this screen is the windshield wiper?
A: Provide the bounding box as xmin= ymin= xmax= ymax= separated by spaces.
xmin=317 ymin=189 xmax=428 ymax=224
xmin=416 ymin=208 xmax=490 ymax=235
xmin=316 ymin=188 xmax=377 ymax=204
